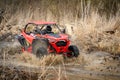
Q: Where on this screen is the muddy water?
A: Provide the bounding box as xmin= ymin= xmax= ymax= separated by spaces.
xmin=0 ymin=41 xmax=120 ymax=80
xmin=0 ymin=40 xmax=21 ymax=55
xmin=0 ymin=40 xmax=20 ymax=48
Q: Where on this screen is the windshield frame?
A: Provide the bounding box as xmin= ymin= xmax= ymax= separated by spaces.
xmin=24 ymin=23 xmax=63 ymax=34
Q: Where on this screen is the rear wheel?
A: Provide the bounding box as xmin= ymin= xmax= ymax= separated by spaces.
xmin=68 ymin=45 xmax=79 ymax=57
xmin=32 ymin=39 xmax=48 ymax=58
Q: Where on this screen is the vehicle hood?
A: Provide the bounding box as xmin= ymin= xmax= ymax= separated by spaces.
xmin=47 ymin=33 xmax=69 ymax=40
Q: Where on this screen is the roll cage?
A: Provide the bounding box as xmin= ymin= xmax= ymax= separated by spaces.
xmin=24 ymin=22 xmax=63 ymax=34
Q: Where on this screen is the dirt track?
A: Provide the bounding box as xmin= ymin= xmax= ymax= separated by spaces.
xmin=0 ymin=59 xmax=120 ymax=80
xmin=0 ymin=41 xmax=120 ymax=80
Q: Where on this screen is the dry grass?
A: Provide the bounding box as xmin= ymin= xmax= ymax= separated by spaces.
xmin=16 ymin=52 xmax=81 ymax=66
xmin=73 ymin=12 xmax=120 ymax=54
xmin=0 ymin=0 xmax=120 ymax=55
xmin=14 ymin=52 xmax=69 ymax=80
xmin=0 ymin=0 xmax=119 ymax=54
xmin=17 ymin=52 xmax=64 ymax=66
xmin=0 ymin=1 xmax=120 ymax=80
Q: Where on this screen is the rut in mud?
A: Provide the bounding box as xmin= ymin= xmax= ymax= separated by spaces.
xmin=0 ymin=41 xmax=120 ymax=80
xmin=0 ymin=54 xmax=120 ymax=80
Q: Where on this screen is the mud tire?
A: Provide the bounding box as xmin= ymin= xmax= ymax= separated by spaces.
xmin=32 ymin=39 xmax=48 ymax=58
xmin=68 ymin=45 xmax=79 ymax=57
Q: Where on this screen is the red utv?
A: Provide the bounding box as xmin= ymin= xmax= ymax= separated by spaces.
xmin=16 ymin=21 xmax=79 ymax=57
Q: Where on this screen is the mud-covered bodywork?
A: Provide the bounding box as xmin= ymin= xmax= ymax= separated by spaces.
xmin=16 ymin=21 xmax=79 ymax=57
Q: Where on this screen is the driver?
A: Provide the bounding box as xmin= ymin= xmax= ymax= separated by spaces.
xmin=46 ymin=25 xmax=52 ymax=33
xmin=41 ymin=25 xmax=52 ymax=34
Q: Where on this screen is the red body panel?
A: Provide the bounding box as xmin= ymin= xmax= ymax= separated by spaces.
xmin=21 ymin=30 xmax=34 ymax=44
xmin=46 ymin=34 xmax=70 ymax=53
xmin=21 ymin=31 xmax=70 ymax=54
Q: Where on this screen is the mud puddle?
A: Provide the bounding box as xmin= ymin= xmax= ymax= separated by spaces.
xmin=0 ymin=41 xmax=120 ymax=80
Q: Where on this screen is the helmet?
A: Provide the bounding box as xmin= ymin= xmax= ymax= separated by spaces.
xmin=46 ymin=25 xmax=52 ymax=32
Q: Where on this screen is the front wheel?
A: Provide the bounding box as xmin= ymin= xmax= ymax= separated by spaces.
xmin=32 ymin=39 xmax=48 ymax=58
xmin=68 ymin=45 xmax=79 ymax=57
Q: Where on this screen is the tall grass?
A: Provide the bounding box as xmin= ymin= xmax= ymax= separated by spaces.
xmin=0 ymin=0 xmax=120 ymax=53
xmin=0 ymin=0 xmax=119 ymax=25
xmin=15 ymin=52 xmax=71 ymax=80
xmin=75 ymin=12 xmax=120 ymax=54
